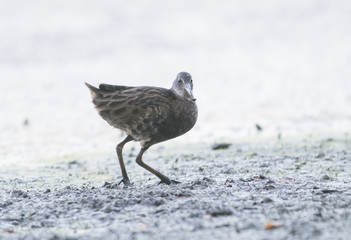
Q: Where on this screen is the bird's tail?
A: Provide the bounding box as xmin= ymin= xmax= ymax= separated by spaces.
xmin=85 ymin=82 xmax=102 ymax=98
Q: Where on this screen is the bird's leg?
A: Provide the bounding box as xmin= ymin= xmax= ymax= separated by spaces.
xmin=116 ymin=135 xmax=133 ymax=185
xmin=135 ymin=147 xmax=180 ymax=185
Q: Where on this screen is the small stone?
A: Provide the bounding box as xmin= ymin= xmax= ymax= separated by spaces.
xmin=262 ymin=197 xmax=273 ymax=203
xmin=321 ymin=175 xmax=331 ymax=181
xmin=211 ymin=143 xmax=232 ymax=150
xmin=247 ymin=152 xmax=258 ymax=157
xmin=321 ymin=189 xmax=337 ymax=194
xmin=23 ymin=118 xmax=29 ymax=126
xmin=265 ymin=221 xmax=283 ymax=229
xmin=103 ymin=205 xmax=113 ymax=213
xmin=210 ymin=209 xmax=233 ymax=217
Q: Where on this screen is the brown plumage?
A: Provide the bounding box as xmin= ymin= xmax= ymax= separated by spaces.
xmin=85 ymin=72 xmax=198 ymax=185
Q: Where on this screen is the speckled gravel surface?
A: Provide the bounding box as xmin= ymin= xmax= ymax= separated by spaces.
xmin=1 ymin=137 xmax=351 ymax=240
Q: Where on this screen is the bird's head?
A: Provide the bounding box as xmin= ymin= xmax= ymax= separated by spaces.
xmin=172 ymin=72 xmax=196 ymax=101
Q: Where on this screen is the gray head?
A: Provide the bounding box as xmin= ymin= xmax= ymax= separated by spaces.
xmin=172 ymin=72 xmax=196 ymax=101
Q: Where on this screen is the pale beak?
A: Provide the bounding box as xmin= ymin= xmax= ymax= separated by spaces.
xmin=185 ymin=82 xmax=196 ymax=101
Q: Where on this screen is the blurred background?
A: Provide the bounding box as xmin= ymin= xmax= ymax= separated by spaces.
xmin=1 ymin=0 xmax=351 ymax=165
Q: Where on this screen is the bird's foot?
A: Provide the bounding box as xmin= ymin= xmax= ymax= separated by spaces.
xmin=170 ymin=180 xmax=181 ymax=184
xmin=158 ymin=178 xmax=181 ymax=185
xmin=118 ymin=177 xmax=132 ymax=186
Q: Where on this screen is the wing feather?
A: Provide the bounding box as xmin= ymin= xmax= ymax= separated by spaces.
xmin=99 ymin=83 xmax=135 ymax=92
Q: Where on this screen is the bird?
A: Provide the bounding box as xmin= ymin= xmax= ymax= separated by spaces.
xmin=85 ymin=72 xmax=198 ymax=185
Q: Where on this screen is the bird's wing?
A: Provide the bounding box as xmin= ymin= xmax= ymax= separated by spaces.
xmin=112 ymin=87 xmax=177 ymax=121
xmin=89 ymin=86 xmax=177 ymax=130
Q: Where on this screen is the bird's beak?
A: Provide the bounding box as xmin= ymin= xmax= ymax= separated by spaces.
xmin=185 ymin=82 xmax=196 ymax=101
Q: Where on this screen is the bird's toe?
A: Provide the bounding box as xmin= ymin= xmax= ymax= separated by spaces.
xmin=118 ymin=177 xmax=132 ymax=186
xmin=158 ymin=178 xmax=181 ymax=185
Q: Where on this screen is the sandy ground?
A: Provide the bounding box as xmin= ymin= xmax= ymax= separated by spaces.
xmin=1 ymin=138 xmax=351 ymax=240
xmin=1 ymin=0 xmax=351 ymax=239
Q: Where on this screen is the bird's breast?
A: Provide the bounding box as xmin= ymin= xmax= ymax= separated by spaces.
xmin=158 ymin=100 xmax=197 ymax=138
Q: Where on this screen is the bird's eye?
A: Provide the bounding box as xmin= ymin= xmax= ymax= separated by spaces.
xmin=178 ymin=79 xmax=182 ymax=83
